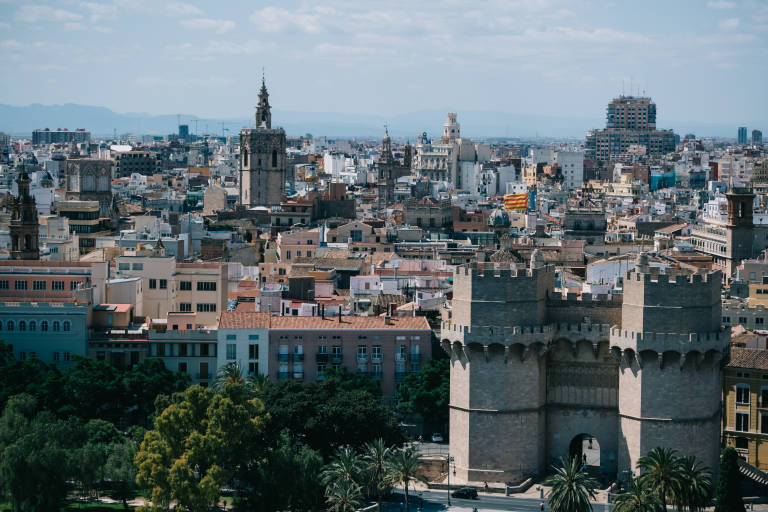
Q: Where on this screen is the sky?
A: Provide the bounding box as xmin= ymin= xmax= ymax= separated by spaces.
xmin=0 ymin=0 xmax=766 ymax=128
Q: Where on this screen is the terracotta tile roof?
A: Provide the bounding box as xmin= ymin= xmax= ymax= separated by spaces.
xmin=269 ymin=315 xmax=430 ymax=331
xmin=219 ymin=311 xmax=270 ymax=329
xmin=728 ymin=347 xmax=768 ymax=370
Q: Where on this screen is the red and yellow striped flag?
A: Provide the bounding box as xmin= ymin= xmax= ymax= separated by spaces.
xmin=504 ymin=192 xmax=528 ymax=211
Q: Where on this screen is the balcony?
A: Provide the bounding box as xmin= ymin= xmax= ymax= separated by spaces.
xmin=395 ymin=371 xmax=407 ymax=381
xmin=395 ymin=354 xmax=407 ymax=362
xmin=371 ymin=354 xmax=383 ymax=363
xmin=331 ymin=354 xmax=343 ymax=363
xmin=293 ymin=372 xmax=304 ymax=381
xmin=278 ymin=353 xmax=290 ymax=362
xmin=410 ymin=353 xmax=421 ymax=362
xmin=196 ymin=372 xmax=211 ymax=380
xmin=317 ymin=374 xmax=326 ymax=381
xmin=292 ymin=353 xmax=304 ymax=362
xmin=316 ymin=353 xmax=329 ymax=362
xmin=357 ymin=355 xmax=369 ymax=363
xmin=278 ymin=371 xmax=291 ymax=380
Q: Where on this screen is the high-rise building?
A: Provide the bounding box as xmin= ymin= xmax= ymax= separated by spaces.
xmin=239 ymin=78 xmax=286 ymax=207
xmin=585 ymin=96 xmax=675 ymax=163
xmin=753 ymin=129 xmax=763 ymax=146
xmin=738 ymin=126 xmax=748 ymax=145
xmin=179 ymin=124 xmax=190 ymax=142
xmin=32 ymin=128 xmax=90 ymax=145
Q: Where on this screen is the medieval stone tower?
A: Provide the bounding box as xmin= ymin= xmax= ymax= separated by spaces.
xmin=442 ymin=252 xmax=726 ymax=483
xmin=239 ymin=77 xmax=286 ymax=207
xmin=10 ymin=168 xmax=40 ymax=260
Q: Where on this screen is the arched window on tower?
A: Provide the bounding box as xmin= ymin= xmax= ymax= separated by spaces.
xmin=272 ymin=150 xmax=278 ymax=168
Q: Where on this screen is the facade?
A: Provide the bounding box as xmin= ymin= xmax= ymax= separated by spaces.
xmin=64 ymin=158 xmax=114 ymax=216
xmin=217 ymin=312 xmax=270 ymax=379
xmin=555 ymin=151 xmax=585 ymax=190
xmin=377 ymin=133 xmax=410 ymax=210
xmin=739 ymin=127 xmax=748 ymax=145
xmin=585 ymin=96 xmax=675 ymax=163
xmin=442 ymin=253 xmax=726 ymax=483
xmin=754 ymin=130 xmax=763 ymax=146
xmin=723 ymin=347 xmax=768 ymax=471
xmin=115 ymin=151 xmax=158 ymax=177
xmin=32 ymin=128 xmax=90 ymax=145
xmin=239 ymin=79 xmax=286 ymax=207
xmin=56 ymin=200 xmax=111 ymax=254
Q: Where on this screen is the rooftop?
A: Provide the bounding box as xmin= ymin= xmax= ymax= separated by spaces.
xmin=727 ymin=347 xmax=768 ymax=370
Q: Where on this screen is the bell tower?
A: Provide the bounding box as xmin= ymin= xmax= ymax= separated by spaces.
xmin=10 ymin=167 xmax=40 ymax=260
xmin=255 ymin=76 xmax=272 ymax=130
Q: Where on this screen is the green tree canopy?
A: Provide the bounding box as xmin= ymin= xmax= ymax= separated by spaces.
xmin=714 ymin=447 xmax=745 ymax=512
xmin=135 ymin=384 xmax=267 ymax=512
xmin=395 ymin=358 xmax=449 ymax=429
xmin=545 ymin=456 xmax=599 ymax=512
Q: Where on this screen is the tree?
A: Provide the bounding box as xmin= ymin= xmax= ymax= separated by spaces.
xmin=61 ymin=356 xmax=121 ymax=420
xmin=362 ymin=438 xmax=394 ymax=508
xmin=213 ymin=361 xmax=246 ymax=391
xmin=612 ymin=477 xmax=662 ymax=512
xmin=122 ymin=358 xmax=189 ymax=425
xmin=104 ymin=440 xmax=138 ymax=510
xmin=637 ymin=447 xmax=684 ymax=512
xmin=386 ymin=447 xmax=426 ymax=512
xmin=322 ymin=366 xmax=381 ymax=397
xmin=134 ymin=384 xmax=266 ymax=512
xmin=325 ymin=478 xmax=363 ymax=512
xmin=396 ymin=358 xmax=449 ymax=430
xmin=545 ymin=456 xmax=599 ymax=512
xmin=0 ymin=394 xmax=85 ymax=512
xmin=322 ymin=445 xmax=364 ymax=487
xmin=673 ymin=456 xmax=712 ymax=512
xmin=714 ymin=447 xmax=745 ymax=512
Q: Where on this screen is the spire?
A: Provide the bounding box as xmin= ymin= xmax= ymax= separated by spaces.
xmin=255 ymin=72 xmax=272 ymax=129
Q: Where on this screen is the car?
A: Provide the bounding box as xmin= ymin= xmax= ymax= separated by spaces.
xmin=431 ymin=432 xmax=444 ymax=443
xmin=451 ymin=487 xmax=478 ymax=499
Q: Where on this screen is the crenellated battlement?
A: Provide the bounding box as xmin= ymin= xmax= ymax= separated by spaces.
xmin=441 ymin=321 xmax=611 ymax=346
xmin=547 ymin=291 xmax=622 ymax=306
xmin=609 ymin=326 xmax=728 ymax=356
xmin=455 ymin=263 xmax=553 ymax=280
xmin=629 ymin=268 xmax=722 ymax=287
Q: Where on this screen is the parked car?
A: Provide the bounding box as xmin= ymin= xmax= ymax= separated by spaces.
xmin=451 ymin=487 xmax=478 ymax=499
xmin=431 ymin=432 xmax=444 ymax=443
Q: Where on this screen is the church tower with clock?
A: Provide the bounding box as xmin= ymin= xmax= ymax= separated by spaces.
xmin=239 ymin=77 xmax=286 ymax=207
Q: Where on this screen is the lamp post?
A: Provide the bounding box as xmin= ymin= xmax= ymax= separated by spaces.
xmin=447 ymin=455 xmax=454 ymax=506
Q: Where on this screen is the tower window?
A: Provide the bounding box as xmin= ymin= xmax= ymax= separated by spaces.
xmin=272 ymin=150 xmax=278 ymax=168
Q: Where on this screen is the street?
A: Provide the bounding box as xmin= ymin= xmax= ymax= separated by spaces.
xmin=383 ymin=489 xmax=613 ymax=512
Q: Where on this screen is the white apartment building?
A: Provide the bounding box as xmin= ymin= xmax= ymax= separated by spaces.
xmin=217 ymin=312 xmax=270 ymax=378
xmin=555 ymin=150 xmax=585 ymax=189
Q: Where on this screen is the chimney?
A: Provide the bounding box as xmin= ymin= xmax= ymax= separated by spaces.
xmin=321 ymin=304 xmax=325 ymax=319
xmin=338 ymin=307 xmax=342 ymax=323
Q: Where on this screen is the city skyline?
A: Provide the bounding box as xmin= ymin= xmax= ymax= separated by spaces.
xmin=0 ymin=0 xmax=767 ymax=130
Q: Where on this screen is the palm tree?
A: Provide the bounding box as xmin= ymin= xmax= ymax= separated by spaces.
xmin=322 ymin=445 xmax=363 ymax=487
xmin=386 ymin=447 xmax=426 ymax=512
xmin=672 ymin=456 xmax=711 ymax=512
xmin=247 ymin=373 xmax=271 ymax=393
xmin=362 ymin=438 xmax=394 ymax=508
xmin=637 ymin=447 xmax=684 ymax=512
xmin=545 ymin=456 xmax=599 ymax=512
xmin=213 ymin=361 xmax=245 ymax=391
xmin=613 ymin=477 xmax=662 ymax=512
xmin=325 ymin=478 xmax=364 ymax=512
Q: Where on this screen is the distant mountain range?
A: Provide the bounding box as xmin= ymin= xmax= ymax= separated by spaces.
xmin=0 ymin=103 xmax=760 ymax=140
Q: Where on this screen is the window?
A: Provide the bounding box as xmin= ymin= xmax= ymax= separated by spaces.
xmin=7 ymin=320 xmax=13 ymax=331
xmin=248 ymin=362 xmax=258 ymax=375
xmin=156 ymin=344 xmax=166 ymax=357
xmin=63 ymin=321 xmax=70 ymax=332
xmin=723 ymin=316 xmax=731 ymax=323
xmin=0 ymin=280 xmax=7 ymax=290
xmin=18 ymin=321 xmax=25 ymax=331
xmin=196 ymin=303 xmax=217 ymax=312
xmin=53 ymin=352 xmax=60 ymax=361
xmin=52 ymin=281 xmax=64 ymax=291
xmin=149 ymin=279 xmax=157 ymax=289
xmin=63 ymin=352 xmax=69 ymax=362
xmin=226 ymin=344 xmax=236 ymax=360
xmin=179 ymin=303 xmax=192 ymax=312
xmin=18 ymin=352 xmax=25 ymax=360
xmin=197 ymin=281 xmax=217 ymax=291
xmin=179 ymin=344 xmax=188 ymax=357
xmin=248 ymin=334 xmax=259 ymax=340
xmin=159 ymin=279 xmax=168 ymax=289
xmin=396 ymin=335 xmax=407 ymax=341
xmin=249 ymin=344 xmax=259 ymax=359
xmin=29 ymin=321 xmax=36 ymax=331
xmin=53 ymin=321 xmax=60 ymax=332
xmin=118 ymin=263 xmax=129 ymax=271
xmin=41 ymin=320 xmax=48 ymax=332
xmin=357 ymin=345 xmax=368 ymax=361
xmin=332 ymin=345 xmax=342 ymax=356
xmin=737 ymin=385 xmax=750 ymax=404
xmin=735 ymin=437 xmax=749 ymax=449
xmin=762 ymin=413 xmax=768 ymax=434
xmin=372 ymin=345 xmax=382 ymax=361
xmin=33 ymin=281 xmax=46 ymax=291
xmin=358 ymin=335 xmax=368 ymax=340
xmin=736 ymin=412 xmax=750 ymax=432
xmin=200 ymin=344 xmax=210 ymax=357
xmin=132 ymin=263 xmax=143 ymax=270
xmin=14 ymin=280 xmax=27 ymax=291
xmin=739 ymin=317 xmax=748 ymax=324
xmin=180 ymin=281 xmax=192 ymax=291
xmin=758 ymin=318 xmax=765 ymax=325
xmin=226 ymin=334 xmax=237 ymax=340
xmin=70 ymin=281 xmax=81 ymax=291
xmin=179 ymin=362 xmax=188 ymax=374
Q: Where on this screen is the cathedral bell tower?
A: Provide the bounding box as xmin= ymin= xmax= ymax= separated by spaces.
xmin=255 ymin=78 xmax=272 ymax=129
xmin=10 ymin=167 xmax=40 ymax=260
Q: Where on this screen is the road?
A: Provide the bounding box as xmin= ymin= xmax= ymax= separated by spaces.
xmin=384 ymin=489 xmax=613 ymax=512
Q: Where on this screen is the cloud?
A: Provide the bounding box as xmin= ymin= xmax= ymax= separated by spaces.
xmin=719 ymin=17 xmax=740 ymax=30
xmin=16 ymin=5 xmax=82 ymax=22
xmin=250 ymin=6 xmax=327 ymax=34
xmin=165 ymin=2 xmax=204 ymax=17
xmin=0 ymin=39 xmax=22 ymax=49
xmin=64 ymin=21 xmax=112 ymax=33
xmin=80 ymin=1 xmax=118 ymax=22
xmin=707 ymin=1 xmax=736 ymax=8
xmin=179 ymin=18 xmax=235 ymax=33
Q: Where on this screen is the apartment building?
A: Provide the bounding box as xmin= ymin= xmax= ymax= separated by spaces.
xmin=277 ymin=227 xmax=320 ymax=261
xmin=217 ymin=312 xmax=270 ymax=379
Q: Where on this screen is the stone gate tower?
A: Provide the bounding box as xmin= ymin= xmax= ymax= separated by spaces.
xmin=239 ymin=77 xmax=286 ymax=207
xmin=442 ymin=253 xmax=727 ymax=483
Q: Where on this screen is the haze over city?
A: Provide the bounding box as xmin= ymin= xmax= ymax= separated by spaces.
xmin=1 ymin=0 xmax=767 ymax=137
